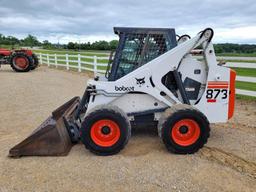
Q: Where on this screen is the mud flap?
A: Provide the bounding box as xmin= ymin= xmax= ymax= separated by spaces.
xmin=9 ymin=97 xmax=80 ymax=158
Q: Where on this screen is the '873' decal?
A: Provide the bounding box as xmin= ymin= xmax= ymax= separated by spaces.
xmin=206 ymin=81 xmax=229 ymax=103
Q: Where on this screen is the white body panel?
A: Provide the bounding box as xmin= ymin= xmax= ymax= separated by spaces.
xmin=86 ymin=29 xmax=233 ymax=123
xmin=110 ymin=94 xmax=167 ymax=113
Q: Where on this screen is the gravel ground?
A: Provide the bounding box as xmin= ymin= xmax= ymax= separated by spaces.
xmin=0 ymin=65 xmax=255 ymax=192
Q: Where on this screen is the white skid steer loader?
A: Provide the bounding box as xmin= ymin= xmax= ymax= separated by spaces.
xmin=9 ymin=27 xmax=236 ymax=157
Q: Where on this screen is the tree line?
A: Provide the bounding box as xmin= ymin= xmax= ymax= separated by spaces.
xmin=64 ymin=40 xmax=118 ymax=50
xmin=1 ymin=33 xmax=256 ymax=53
xmin=0 ymin=34 xmax=118 ymax=50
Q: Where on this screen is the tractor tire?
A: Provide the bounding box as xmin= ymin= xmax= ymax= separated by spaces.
xmin=30 ymin=53 xmax=39 ymax=70
xmin=158 ymin=104 xmax=210 ymax=154
xmin=9 ymin=52 xmax=32 ymax=72
xmin=81 ymin=105 xmax=131 ymax=155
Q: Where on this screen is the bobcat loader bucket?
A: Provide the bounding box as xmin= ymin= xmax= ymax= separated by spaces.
xmin=9 ymin=96 xmax=80 ymax=158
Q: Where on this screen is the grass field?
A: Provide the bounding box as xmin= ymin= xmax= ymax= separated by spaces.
xmin=33 ymin=49 xmax=110 ymax=56
xmin=224 ymin=59 xmax=256 ymax=63
xmin=231 ymin=67 xmax=256 ymax=77
xmin=34 ymin=49 xmax=256 ymax=64
xmin=217 ymin=53 xmax=256 ymax=57
xmin=235 ymin=81 xmax=256 ymax=91
xmin=236 ymin=94 xmax=256 ymax=101
xmin=0 ymin=44 xmax=19 ymax=49
xmin=33 ymin=49 xmax=256 ymax=57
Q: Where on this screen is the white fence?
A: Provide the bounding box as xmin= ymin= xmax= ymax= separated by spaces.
xmin=38 ymin=53 xmax=256 ymax=97
xmin=225 ymin=62 xmax=256 ymax=69
xmin=38 ymin=53 xmax=109 ymax=76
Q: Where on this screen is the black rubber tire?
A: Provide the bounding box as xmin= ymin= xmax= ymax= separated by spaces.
xmin=9 ymin=52 xmax=32 ymax=72
xmin=30 ymin=53 xmax=39 ymax=70
xmin=80 ymin=105 xmax=131 ymax=156
xmin=158 ymin=104 xmax=210 ymax=154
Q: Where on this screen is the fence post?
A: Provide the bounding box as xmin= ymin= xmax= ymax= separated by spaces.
xmin=93 ymin=56 xmax=97 ymax=77
xmin=47 ymin=54 xmax=50 ymax=67
xmin=39 ymin=53 xmax=42 ymax=65
xmin=78 ymin=54 xmax=81 ymax=72
xmin=55 ymin=54 xmax=57 ymax=68
xmin=66 ymin=54 xmax=69 ymax=70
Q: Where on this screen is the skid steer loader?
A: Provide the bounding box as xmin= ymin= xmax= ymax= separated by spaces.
xmin=9 ymin=27 xmax=236 ymax=157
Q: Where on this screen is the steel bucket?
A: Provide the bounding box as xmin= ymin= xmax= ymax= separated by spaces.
xmin=9 ymin=97 xmax=80 ymax=158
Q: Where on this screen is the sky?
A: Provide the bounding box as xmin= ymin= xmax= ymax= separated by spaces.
xmin=0 ymin=0 xmax=255 ymax=44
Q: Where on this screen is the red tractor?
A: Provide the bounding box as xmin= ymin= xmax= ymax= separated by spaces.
xmin=0 ymin=48 xmax=39 ymax=72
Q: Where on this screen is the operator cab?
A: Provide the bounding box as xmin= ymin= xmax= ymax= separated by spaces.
xmin=106 ymin=27 xmax=177 ymax=81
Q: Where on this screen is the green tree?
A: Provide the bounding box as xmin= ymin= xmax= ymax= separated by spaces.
xmin=67 ymin=42 xmax=75 ymax=49
xmin=81 ymin=42 xmax=91 ymax=50
xmin=109 ymin=40 xmax=118 ymax=50
xmin=91 ymin=40 xmax=109 ymax=50
xmin=42 ymin=40 xmax=53 ymax=49
xmin=23 ymin=35 xmax=40 ymax=46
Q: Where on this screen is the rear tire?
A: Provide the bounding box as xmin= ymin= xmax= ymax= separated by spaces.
xmin=9 ymin=52 xmax=32 ymax=72
xmin=81 ymin=105 xmax=131 ymax=155
xmin=30 ymin=53 xmax=39 ymax=70
xmin=158 ymin=105 xmax=210 ymax=154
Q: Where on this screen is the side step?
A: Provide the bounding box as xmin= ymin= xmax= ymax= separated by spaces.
xmin=9 ymin=97 xmax=80 ymax=158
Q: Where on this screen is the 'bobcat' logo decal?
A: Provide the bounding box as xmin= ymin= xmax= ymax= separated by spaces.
xmin=135 ymin=77 xmax=145 ymax=87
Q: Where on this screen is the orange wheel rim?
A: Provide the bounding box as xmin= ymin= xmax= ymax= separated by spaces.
xmin=15 ymin=57 xmax=28 ymax=69
xmin=171 ymin=119 xmax=200 ymax=146
xmin=90 ymin=119 xmax=120 ymax=147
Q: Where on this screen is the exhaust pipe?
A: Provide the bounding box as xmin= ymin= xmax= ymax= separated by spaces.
xmin=9 ymin=97 xmax=80 ymax=158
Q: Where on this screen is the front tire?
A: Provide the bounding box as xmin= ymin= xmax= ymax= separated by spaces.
xmin=158 ymin=105 xmax=210 ymax=154
xmin=81 ymin=105 xmax=131 ymax=155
